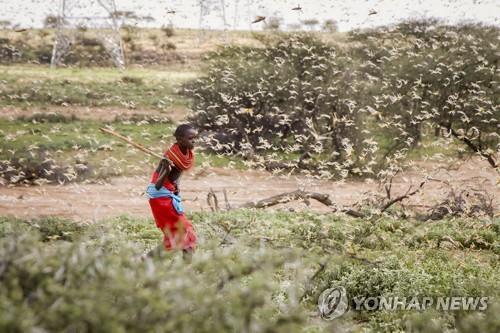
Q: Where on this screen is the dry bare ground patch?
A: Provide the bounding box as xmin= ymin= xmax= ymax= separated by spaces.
xmin=0 ymin=157 xmax=497 ymax=222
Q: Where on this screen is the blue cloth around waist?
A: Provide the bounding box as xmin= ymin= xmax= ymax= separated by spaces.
xmin=146 ymin=183 xmax=184 ymax=214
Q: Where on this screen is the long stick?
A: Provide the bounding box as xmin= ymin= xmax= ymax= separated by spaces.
xmin=99 ymin=127 xmax=163 ymax=159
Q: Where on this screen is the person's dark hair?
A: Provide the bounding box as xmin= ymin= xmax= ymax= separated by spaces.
xmin=174 ymin=123 xmax=195 ymax=139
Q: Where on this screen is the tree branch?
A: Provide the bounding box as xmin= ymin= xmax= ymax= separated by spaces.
xmin=239 ymin=189 xmax=365 ymax=218
xmin=380 ymin=179 xmax=427 ymax=212
xmin=440 ymin=123 xmax=498 ymax=169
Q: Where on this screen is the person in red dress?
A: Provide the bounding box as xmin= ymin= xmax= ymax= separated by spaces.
xmin=146 ymin=124 xmax=198 ymax=261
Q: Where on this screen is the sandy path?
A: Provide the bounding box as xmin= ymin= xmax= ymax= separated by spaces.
xmin=0 ymin=159 xmax=498 ymax=222
xmin=0 ymin=168 xmax=374 ymax=221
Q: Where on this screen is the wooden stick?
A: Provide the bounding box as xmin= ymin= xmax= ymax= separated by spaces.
xmin=99 ymin=127 xmax=163 ymax=159
xmin=380 ymin=179 xmax=427 ymax=213
xmin=238 ymin=189 xmax=365 ymax=218
xmin=207 ymin=188 xmax=219 ymax=212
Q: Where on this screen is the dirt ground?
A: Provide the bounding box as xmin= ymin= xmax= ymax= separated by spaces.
xmin=1 ymin=106 xmax=498 ymax=222
xmin=0 ymin=159 xmax=498 ymax=223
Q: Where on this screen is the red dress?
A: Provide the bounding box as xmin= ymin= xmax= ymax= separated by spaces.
xmin=149 ymin=171 xmax=196 ymax=250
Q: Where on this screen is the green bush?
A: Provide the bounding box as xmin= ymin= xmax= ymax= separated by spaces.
xmin=0 ymin=217 xmax=306 ymax=332
xmin=121 ymin=75 xmax=144 ymax=85
xmin=0 ymin=149 xmax=91 ymax=185
xmin=0 ymin=216 xmax=86 ymax=241
xmin=185 ymin=22 xmax=499 ymax=180
xmin=0 ymin=212 xmax=498 ymax=332
xmin=186 ymin=33 xmax=375 ymax=179
xmin=348 ymin=20 xmax=500 ymax=166
xmin=17 ymin=112 xmax=79 ymax=123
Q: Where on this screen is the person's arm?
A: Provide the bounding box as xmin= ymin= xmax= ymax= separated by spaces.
xmin=167 ymin=168 xmax=181 ymax=195
xmin=155 ymin=158 xmax=171 ymax=190
xmin=174 ymin=178 xmax=180 ymax=195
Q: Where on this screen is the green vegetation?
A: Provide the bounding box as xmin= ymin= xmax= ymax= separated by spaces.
xmin=0 ymin=118 xmax=174 ymax=184
xmin=0 ymin=212 xmax=498 ymax=332
xmin=187 ymin=34 xmax=375 ymax=178
xmin=0 ymin=21 xmax=498 ymax=332
xmin=0 ymin=65 xmax=195 ymax=110
xmin=0 ymin=63 xmax=245 ymax=185
xmin=349 ymin=21 xmax=499 ymax=167
xmin=187 ymin=22 xmax=499 ymax=179
xmin=0 ymin=114 xmax=248 ymax=185
xmin=0 ymin=118 xmax=249 ymax=185
xmin=0 ymin=119 xmax=174 ymax=153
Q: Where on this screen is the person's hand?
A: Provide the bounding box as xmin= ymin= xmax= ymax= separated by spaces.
xmin=159 ymin=157 xmax=168 ymax=169
xmin=162 ymin=157 xmax=174 ymax=167
xmin=158 ymin=158 xmax=172 ymax=176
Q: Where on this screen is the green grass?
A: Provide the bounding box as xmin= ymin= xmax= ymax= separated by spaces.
xmin=0 ymin=118 xmax=174 ymax=179
xmin=0 ymin=64 xmax=197 ymax=109
xmin=0 ymin=212 xmax=498 ymax=332
xmin=0 ymin=116 xmax=248 ymax=184
xmin=0 ymin=119 xmax=175 ymax=153
xmin=0 ymin=63 xmax=249 ymax=183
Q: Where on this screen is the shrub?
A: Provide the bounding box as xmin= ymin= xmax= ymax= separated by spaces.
xmin=0 ymin=149 xmax=91 ymax=185
xmin=162 ymin=41 xmax=176 ymax=50
xmin=17 ymin=113 xmax=79 ymax=123
xmin=120 ymin=75 xmax=144 ymax=85
xmin=0 ymin=212 xmax=498 ymax=332
xmin=348 ymin=20 xmax=500 ymax=167
xmin=0 ymin=217 xmax=307 ymax=332
xmin=162 ymin=26 xmax=175 ymax=37
xmin=186 ymin=33 xmax=376 ymax=179
xmin=78 ymin=37 xmax=101 ymax=47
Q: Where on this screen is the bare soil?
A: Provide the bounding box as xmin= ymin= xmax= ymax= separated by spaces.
xmin=0 ymin=159 xmax=498 ymax=222
xmin=1 ymin=106 xmax=498 ymax=222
